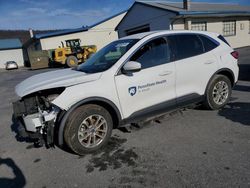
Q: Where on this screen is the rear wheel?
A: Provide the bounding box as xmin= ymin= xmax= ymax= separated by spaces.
xmin=203 ymin=75 xmax=232 ymax=110
xmin=64 ymin=104 xmax=113 ymax=155
xmin=66 ymin=56 xmax=78 ymax=67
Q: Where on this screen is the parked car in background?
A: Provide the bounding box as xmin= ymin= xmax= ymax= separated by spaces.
xmin=12 ymin=30 xmax=239 ymax=155
xmin=5 ymin=61 xmax=18 ymax=70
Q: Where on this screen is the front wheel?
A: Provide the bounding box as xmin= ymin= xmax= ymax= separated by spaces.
xmin=203 ymin=75 xmax=232 ymax=110
xmin=64 ymin=104 xmax=113 ymax=155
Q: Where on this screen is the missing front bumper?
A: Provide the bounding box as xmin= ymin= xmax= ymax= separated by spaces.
xmin=13 ymin=116 xmax=56 ymax=148
xmin=12 ymin=100 xmax=60 ymax=148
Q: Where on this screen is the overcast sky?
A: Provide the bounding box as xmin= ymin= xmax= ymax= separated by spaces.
xmin=0 ymin=0 xmax=250 ymax=30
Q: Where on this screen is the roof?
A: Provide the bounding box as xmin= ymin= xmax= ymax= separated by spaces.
xmin=87 ymin=10 xmax=127 ymax=28
xmin=137 ymin=1 xmax=250 ymax=16
xmin=35 ymin=10 xmax=127 ymax=39
xmin=120 ymin=31 xmax=158 ymax=40
xmin=0 ymin=38 xmax=22 ymax=50
xmin=120 ymin=30 xmax=218 ymax=40
xmin=115 ymin=1 xmax=250 ymax=30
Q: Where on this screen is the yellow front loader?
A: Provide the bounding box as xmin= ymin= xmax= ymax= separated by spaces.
xmin=53 ymin=39 xmax=96 ymax=67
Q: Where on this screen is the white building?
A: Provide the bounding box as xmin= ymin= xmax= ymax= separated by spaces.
xmin=116 ymin=1 xmax=250 ymax=48
xmin=31 ymin=11 xmax=127 ymax=51
xmin=0 ymin=39 xmax=24 ymax=68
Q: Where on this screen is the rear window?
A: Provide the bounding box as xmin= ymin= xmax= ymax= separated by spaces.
xmin=169 ymin=34 xmax=204 ymax=61
xmin=199 ymin=35 xmax=219 ymax=52
xmin=218 ymin=35 xmax=230 ymax=46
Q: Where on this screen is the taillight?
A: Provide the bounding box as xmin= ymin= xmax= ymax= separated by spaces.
xmin=231 ymin=51 xmax=239 ymax=60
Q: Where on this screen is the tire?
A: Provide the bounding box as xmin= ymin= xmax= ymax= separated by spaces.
xmin=64 ymin=104 xmax=113 ymax=155
xmin=203 ymin=75 xmax=232 ymax=110
xmin=66 ymin=56 xmax=78 ymax=67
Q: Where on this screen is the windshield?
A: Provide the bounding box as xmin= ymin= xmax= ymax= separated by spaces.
xmin=76 ymin=39 xmax=139 ymax=73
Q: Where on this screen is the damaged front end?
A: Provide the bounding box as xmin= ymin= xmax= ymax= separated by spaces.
xmin=12 ymin=88 xmax=65 ymax=148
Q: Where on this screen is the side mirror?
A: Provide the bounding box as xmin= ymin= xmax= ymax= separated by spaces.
xmin=122 ymin=61 xmax=141 ymax=73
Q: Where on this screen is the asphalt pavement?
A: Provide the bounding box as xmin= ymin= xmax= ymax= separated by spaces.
xmin=0 ymin=47 xmax=249 ymax=188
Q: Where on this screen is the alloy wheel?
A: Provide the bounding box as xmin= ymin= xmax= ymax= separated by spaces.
xmin=212 ymin=81 xmax=229 ymax=105
xmin=77 ymin=114 xmax=107 ymax=148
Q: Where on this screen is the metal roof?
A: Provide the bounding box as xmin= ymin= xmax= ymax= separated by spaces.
xmin=87 ymin=10 xmax=127 ymax=29
xmin=137 ymin=1 xmax=250 ymax=16
xmin=35 ymin=27 xmax=88 ymax=39
xmin=0 ymin=38 xmax=22 ymax=50
xmin=35 ymin=10 xmax=127 ymax=39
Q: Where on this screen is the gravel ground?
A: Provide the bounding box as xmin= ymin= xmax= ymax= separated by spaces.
xmin=0 ymin=47 xmax=249 ymax=188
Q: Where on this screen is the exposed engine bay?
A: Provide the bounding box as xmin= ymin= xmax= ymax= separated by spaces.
xmin=12 ymin=88 xmax=65 ymax=147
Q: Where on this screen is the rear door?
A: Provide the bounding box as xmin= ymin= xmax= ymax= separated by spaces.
xmin=167 ymin=34 xmax=219 ymax=104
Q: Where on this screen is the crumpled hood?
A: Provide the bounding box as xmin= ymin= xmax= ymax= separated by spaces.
xmin=15 ymin=68 xmax=102 ymax=97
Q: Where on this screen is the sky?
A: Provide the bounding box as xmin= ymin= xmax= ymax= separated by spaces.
xmin=0 ymin=0 xmax=250 ymax=30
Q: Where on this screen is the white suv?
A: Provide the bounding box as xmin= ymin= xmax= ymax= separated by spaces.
xmin=13 ymin=30 xmax=239 ymax=155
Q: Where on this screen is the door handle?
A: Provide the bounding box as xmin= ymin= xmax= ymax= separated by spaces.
xmin=159 ymin=71 xmax=172 ymax=76
xmin=204 ymin=61 xmax=215 ymax=65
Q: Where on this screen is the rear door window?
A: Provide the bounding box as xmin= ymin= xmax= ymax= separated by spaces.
xmin=168 ymin=34 xmax=204 ymax=61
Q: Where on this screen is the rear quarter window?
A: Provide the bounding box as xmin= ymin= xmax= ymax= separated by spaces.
xmin=198 ymin=35 xmax=219 ymax=52
xmin=218 ymin=35 xmax=230 ymax=46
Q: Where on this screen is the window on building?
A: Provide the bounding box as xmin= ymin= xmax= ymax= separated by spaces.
xmin=191 ymin=22 xmax=207 ymax=31
xmin=223 ymin=21 xmax=236 ymax=36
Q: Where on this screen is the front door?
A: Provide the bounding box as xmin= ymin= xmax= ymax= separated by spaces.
xmin=115 ymin=37 xmax=176 ymax=119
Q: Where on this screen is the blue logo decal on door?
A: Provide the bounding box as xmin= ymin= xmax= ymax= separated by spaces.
xmin=128 ymin=87 xmax=137 ymax=96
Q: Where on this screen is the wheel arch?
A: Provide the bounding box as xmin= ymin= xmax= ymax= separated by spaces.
xmin=203 ymin=68 xmax=234 ymax=110
xmin=57 ymin=97 xmax=122 ymax=146
xmin=214 ymin=68 xmax=235 ymax=87
xmin=205 ymin=68 xmax=235 ymax=94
